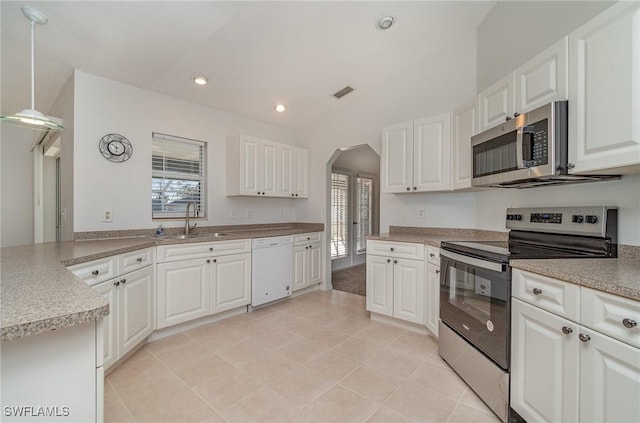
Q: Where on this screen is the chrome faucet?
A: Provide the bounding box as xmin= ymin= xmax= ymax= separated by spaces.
xmin=185 ymin=202 xmax=198 ymax=235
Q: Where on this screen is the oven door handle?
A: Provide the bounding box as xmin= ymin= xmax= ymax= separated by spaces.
xmin=440 ymin=250 xmax=505 ymax=273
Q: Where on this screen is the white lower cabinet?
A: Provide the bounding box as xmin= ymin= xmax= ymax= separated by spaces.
xmin=366 ymin=241 xmax=425 ymax=325
xmin=511 ymin=269 xmax=640 ymax=423
xmin=293 ymin=233 xmax=323 ymax=292
xmin=157 ymin=258 xmax=210 ymax=329
xmin=156 ymin=240 xmax=253 ymax=329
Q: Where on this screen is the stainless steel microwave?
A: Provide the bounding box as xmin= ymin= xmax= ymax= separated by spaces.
xmin=470 ymin=101 xmax=617 ymax=188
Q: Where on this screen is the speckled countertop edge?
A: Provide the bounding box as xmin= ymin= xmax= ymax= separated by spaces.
xmin=366 ymin=226 xmax=508 ymax=247
xmin=1 ymin=225 xmax=324 ymax=342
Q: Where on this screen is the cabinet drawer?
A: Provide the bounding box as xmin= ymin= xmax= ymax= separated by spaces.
xmin=294 ymin=232 xmax=321 ymax=246
xmin=368 ymin=240 xmax=424 ymax=260
xmin=426 ymin=246 xmax=440 ymax=266
xmin=512 ymin=269 xmax=580 ymax=322
xmin=119 ymin=247 xmax=155 ymax=274
xmin=157 ymin=239 xmax=251 ymax=263
xmin=68 ymin=256 xmax=119 ymax=286
xmin=581 ymin=287 xmax=640 ymax=349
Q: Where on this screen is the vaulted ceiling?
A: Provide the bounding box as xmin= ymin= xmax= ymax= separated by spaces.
xmin=1 ymin=1 xmax=495 ymax=130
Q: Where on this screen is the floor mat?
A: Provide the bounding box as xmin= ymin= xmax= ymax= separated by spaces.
xmin=331 ymin=264 xmax=366 ymax=296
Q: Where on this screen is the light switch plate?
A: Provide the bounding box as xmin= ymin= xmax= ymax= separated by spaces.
xmin=102 ymin=208 xmax=113 ymax=223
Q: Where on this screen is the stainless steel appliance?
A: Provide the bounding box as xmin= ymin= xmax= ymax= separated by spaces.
xmin=439 ymin=206 xmax=618 ymax=422
xmin=471 ymin=101 xmax=618 ymax=188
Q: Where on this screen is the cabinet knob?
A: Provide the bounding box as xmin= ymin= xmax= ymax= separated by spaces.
xmin=505 ymin=116 xmax=512 ymax=121
xmin=387 ymin=259 xmax=391 ymax=263
xmin=213 ymin=259 xmax=217 ymax=263
xmin=295 ymin=194 xmax=299 ymax=197
xmin=513 ymin=112 xmax=520 ymax=118
xmin=567 ymin=163 xmax=576 ymax=169
xmin=429 ymin=253 xmax=435 ymax=257
xmin=435 ymin=269 xmax=440 ymax=274
xmin=532 ymin=288 xmax=542 ymax=296
xmin=394 ymin=260 xmax=398 ymax=264
xmin=578 ymin=333 xmax=591 ymax=342
xmin=622 ymin=318 xmax=637 ymax=329
xmin=257 ymin=191 xmax=260 ymax=195
xmin=136 ymin=257 xmax=143 ymax=262
xmin=262 ymin=192 xmax=266 ymax=195
xmin=413 ymin=187 xmax=417 ymax=191
xmin=209 ymin=247 xmax=214 ymax=251
xmin=406 ymin=187 xmax=411 ymax=191
xmin=120 ymin=278 xmax=127 ymax=284
xmin=206 ymin=259 xmax=211 ymax=263
xmin=390 ymin=247 xmax=395 ymax=252
xmin=91 ymin=270 xmax=99 ymax=276
xmin=113 ymin=281 xmax=120 ymax=286
xmin=561 ymin=326 xmax=573 ymax=335
xmin=307 ymin=237 xmax=311 ymax=240
xmin=292 ymin=194 xmax=295 ymax=197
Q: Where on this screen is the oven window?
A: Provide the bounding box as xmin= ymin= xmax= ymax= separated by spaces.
xmin=447 ymin=267 xmax=493 ymax=324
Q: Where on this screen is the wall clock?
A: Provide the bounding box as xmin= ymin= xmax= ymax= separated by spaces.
xmin=99 ymin=133 xmax=133 ymax=162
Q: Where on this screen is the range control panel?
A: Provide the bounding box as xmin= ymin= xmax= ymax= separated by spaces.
xmin=505 ymin=206 xmax=617 ymax=237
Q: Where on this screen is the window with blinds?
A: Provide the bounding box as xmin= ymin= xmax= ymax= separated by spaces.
xmin=355 ymin=177 xmax=373 ymax=253
xmin=331 ymin=172 xmax=351 ymax=259
xmin=152 ymin=133 xmax=206 ymax=218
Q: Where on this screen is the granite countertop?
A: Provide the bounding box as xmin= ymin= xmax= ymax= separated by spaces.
xmin=1 ymin=224 xmax=323 ymax=342
xmin=366 ymin=226 xmax=508 ymax=247
xmin=511 ymin=247 xmax=640 ymax=301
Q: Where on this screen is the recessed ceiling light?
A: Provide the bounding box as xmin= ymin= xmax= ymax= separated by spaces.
xmin=275 ymin=104 xmax=286 ymax=113
xmin=193 ymin=75 xmax=208 ymax=86
xmin=376 ymin=16 xmax=395 ymax=30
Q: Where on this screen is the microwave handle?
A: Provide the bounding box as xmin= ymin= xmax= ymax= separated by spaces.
xmin=517 ymin=125 xmax=536 ymax=168
xmin=440 ymin=250 xmax=505 ymax=273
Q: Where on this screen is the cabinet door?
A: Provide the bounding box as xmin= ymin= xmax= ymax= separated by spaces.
xmin=425 ymin=263 xmax=440 ymax=337
xmin=393 ymin=258 xmax=425 ymax=324
xmin=260 ymin=140 xmax=279 ymax=196
xmin=293 ymin=148 xmax=309 ymax=198
xmin=569 ymin=1 xmax=640 ymax=174
xmin=211 ymin=253 xmax=251 ymax=314
xmin=479 ymin=73 xmax=516 ymax=132
xmin=156 ymin=258 xmax=209 ymax=329
xmin=307 ymin=243 xmax=322 ymax=285
xmin=381 ymin=121 xmax=413 ymax=193
xmin=366 ymin=255 xmax=394 ymax=316
xmin=580 ymin=327 xmax=640 ymax=423
xmin=239 ymin=135 xmax=261 ymax=196
xmin=279 ymin=145 xmax=294 ymax=198
xmin=119 ymin=266 xmax=154 ymax=354
xmin=293 ymin=245 xmax=307 ymax=291
xmin=451 ymin=98 xmax=478 ymax=190
xmin=515 ymin=37 xmax=568 ymax=114
xmin=93 ymin=280 xmax=118 ymax=369
xmin=511 ymin=299 xmax=579 ymax=423
xmin=413 ymin=114 xmax=451 ymax=192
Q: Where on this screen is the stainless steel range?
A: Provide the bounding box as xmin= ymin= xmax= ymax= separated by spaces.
xmin=438 ymin=206 xmax=618 ymax=422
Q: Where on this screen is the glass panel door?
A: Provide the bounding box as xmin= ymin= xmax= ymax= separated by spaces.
xmin=330 ymin=172 xmax=351 ymax=261
xmin=355 ymin=177 xmax=373 ymax=254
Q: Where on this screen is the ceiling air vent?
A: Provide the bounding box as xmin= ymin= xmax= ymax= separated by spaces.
xmin=333 ymin=86 xmax=354 ymax=99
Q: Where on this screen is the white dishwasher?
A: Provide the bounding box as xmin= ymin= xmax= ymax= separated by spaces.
xmin=251 ymin=235 xmax=293 ymax=307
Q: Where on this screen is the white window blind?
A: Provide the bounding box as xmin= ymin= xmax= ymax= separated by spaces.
xmin=152 ymin=133 xmax=206 ymax=218
xmin=331 ymin=172 xmax=351 ymax=259
xmin=355 ymin=177 xmax=373 ymax=253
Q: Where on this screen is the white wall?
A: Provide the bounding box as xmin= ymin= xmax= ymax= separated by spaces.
xmin=0 ymin=125 xmax=36 ymax=247
xmin=295 ymin=30 xmax=479 ymax=226
xmin=476 ymin=1 xmax=613 ymax=91
xmin=332 ymin=145 xmax=380 ymax=175
xmin=73 ymin=70 xmax=297 ymax=232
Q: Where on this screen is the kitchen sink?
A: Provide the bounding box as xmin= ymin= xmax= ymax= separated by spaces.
xmin=162 ymin=232 xmax=230 ymax=240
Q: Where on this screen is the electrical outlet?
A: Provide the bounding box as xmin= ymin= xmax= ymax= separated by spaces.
xmin=280 ymin=210 xmax=287 ymax=219
xmin=102 ymin=208 xmax=113 ymax=223
xmin=246 ymin=209 xmax=253 ymax=219
xmin=418 ymin=208 xmax=425 ymax=219
xmin=231 ymin=209 xmax=237 ymax=219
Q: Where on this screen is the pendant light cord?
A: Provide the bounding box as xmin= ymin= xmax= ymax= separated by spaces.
xmin=30 ymin=19 xmax=35 ymax=111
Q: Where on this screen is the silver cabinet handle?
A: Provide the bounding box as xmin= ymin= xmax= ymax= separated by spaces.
xmin=120 ymin=278 xmax=126 ymax=284
xmin=435 ymin=270 xmax=440 ymax=274
xmin=91 ymin=270 xmax=99 ymax=276
xmin=136 ymin=257 xmax=143 ymax=262
xmin=562 ymin=326 xmax=573 ymax=335
xmin=113 ymin=281 xmax=120 ymax=286
xmin=578 ymin=333 xmax=591 ymax=342
xmin=623 ymin=318 xmax=637 ymax=329
xmin=532 ymin=288 xmax=542 ymax=295
xmin=429 ymin=253 xmax=435 ymax=257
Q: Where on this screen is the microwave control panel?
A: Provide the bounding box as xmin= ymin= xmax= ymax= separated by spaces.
xmin=522 ymin=119 xmax=549 ymax=167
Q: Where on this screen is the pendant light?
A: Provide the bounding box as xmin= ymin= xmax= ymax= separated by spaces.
xmin=0 ymin=6 xmax=64 ymax=131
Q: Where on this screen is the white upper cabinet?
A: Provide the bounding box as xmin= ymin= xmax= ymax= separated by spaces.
xmin=516 ymin=37 xmax=569 ymax=114
xmin=227 ymin=135 xmax=309 ymax=197
xmin=479 ymin=73 xmax=516 ymax=132
xmin=381 ymin=114 xmax=451 ymax=193
xmin=414 ymin=114 xmax=451 ymax=191
xmin=451 ymin=98 xmax=479 ymax=190
xmin=381 ymin=121 xmax=413 ymax=193
xmin=568 ymin=1 xmax=640 ymax=174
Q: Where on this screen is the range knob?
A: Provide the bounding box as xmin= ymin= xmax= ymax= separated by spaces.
xmin=585 ymin=215 xmax=598 ymax=224
xmin=572 ymin=215 xmax=584 ymax=223
xmin=514 ymin=214 xmax=522 ymax=221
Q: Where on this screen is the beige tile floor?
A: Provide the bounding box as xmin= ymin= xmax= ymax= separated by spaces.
xmin=105 ymin=290 xmax=501 ymax=423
